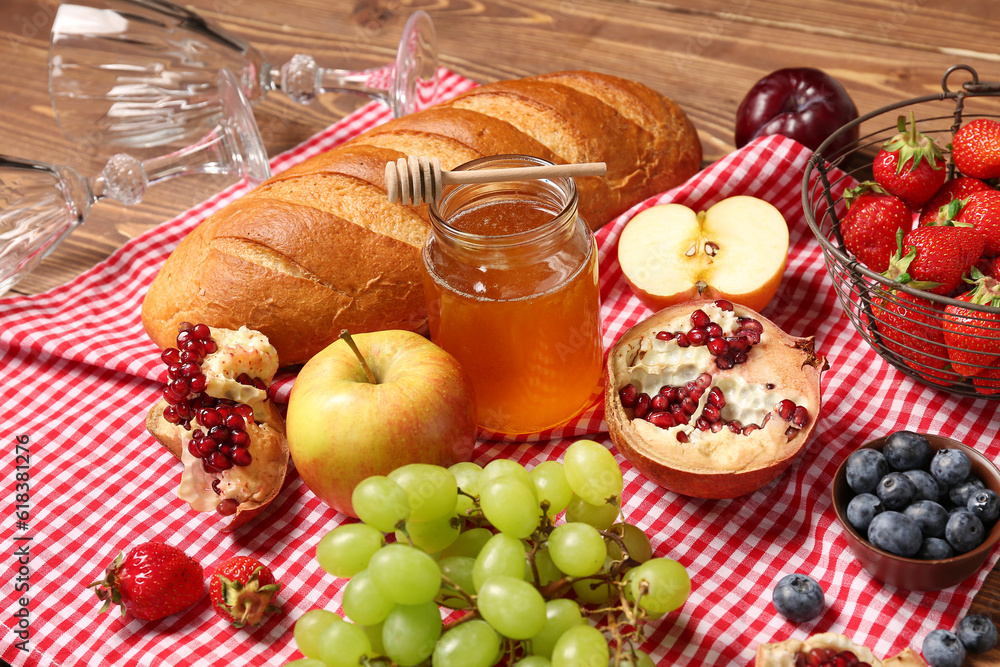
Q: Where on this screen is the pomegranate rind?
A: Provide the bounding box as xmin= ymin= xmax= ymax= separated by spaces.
xmin=755 ymin=632 xmax=926 ymax=667
xmin=605 ymin=300 xmax=827 ymax=499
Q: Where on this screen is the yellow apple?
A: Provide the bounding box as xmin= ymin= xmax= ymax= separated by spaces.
xmin=617 ymin=196 xmax=788 ymax=312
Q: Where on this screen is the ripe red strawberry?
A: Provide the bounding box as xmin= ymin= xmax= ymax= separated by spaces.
xmin=209 ymin=556 xmax=281 ymax=627
xmin=955 ymin=189 xmax=1000 ymax=255
xmin=917 ymin=176 xmax=992 ymax=227
xmin=873 ymin=114 xmax=947 ymax=209
xmin=952 ymin=118 xmax=1000 ymax=179
xmin=972 ymin=361 xmax=1000 ymax=395
xmin=88 ymin=542 xmax=204 ymax=621
xmin=943 ymin=269 xmax=1000 ymax=377
xmin=883 ymin=225 xmax=985 ymax=295
xmin=978 ymin=255 xmax=1000 ymax=280
xmin=870 ymin=290 xmax=952 ymax=383
xmin=841 ymin=183 xmax=912 ymax=272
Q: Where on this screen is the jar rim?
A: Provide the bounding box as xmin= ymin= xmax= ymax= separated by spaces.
xmin=427 ymin=154 xmax=578 ymax=248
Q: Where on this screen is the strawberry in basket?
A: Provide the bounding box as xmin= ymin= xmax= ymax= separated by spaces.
xmin=145 ymin=324 xmax=289 ymax=531
xmin=943 ymin=269 xmax=1000 ymax=378
xmin=842 ymin=183 xmax=912 ymax=273
xmin=872 ymin=114 xmax=947 ymax=210
xmin=952 ymin=118 xmax=1000 ymax=180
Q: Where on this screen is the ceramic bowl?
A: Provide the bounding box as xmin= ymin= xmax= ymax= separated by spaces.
xmin=832 ymin=433 xmax=1000 ymax=591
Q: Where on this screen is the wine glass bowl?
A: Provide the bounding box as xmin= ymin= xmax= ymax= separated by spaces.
xmin=48 ymin=0 xmax=439 ymax=150
xmin=1 ymin=68 xmax=269 ymax=295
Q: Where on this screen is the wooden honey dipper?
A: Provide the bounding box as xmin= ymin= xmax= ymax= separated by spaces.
xmin=384 ymin=155 xmax=607 ymax=206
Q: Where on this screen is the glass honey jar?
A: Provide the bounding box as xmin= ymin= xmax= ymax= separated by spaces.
xmin=422 ymin=155 xmax=603 ymax=435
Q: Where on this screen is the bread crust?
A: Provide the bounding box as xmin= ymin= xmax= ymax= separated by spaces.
xmin=142 ymin=71 xmax=702 ymax=366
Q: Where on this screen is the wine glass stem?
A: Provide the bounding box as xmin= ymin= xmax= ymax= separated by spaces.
xmin=315 ymin=66 xmax=392 ymax=104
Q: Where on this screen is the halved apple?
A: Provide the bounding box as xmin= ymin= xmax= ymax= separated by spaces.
xmin=617 ymin=196 xmax=789 ymax=313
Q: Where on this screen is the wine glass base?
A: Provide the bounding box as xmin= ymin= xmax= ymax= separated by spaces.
xmin=391 ymin=10 xmax=439 ymax=117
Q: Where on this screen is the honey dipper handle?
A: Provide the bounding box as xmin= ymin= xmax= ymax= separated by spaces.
xmin=441 ymin=162 xmax=607 ymax=186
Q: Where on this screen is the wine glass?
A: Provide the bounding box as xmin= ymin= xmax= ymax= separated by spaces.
xmin=47 ymin=0 xmax=438 ymax=149
xmin=1 ymin=69 xmax=269 ymax=295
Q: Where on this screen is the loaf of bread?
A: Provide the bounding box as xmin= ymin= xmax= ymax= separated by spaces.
xmin=141 ymin=71 xmax=702 ymax=365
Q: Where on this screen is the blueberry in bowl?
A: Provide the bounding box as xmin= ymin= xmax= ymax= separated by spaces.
xmin=832 ymin=432 xmax=1000 ymax=591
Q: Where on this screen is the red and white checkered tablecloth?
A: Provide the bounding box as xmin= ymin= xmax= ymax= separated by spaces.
xmin=3 ymin=69 xmax=1000 ymax=667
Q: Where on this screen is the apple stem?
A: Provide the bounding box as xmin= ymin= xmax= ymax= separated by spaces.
xmin=339 ymin=329 xmax=377 ymax=384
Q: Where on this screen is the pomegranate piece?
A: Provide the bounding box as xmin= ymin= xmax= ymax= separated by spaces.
xmin=605 ymin=300 xmax=828 ymax=499
xmin=756 ymin=632 xmax=927 ymax=667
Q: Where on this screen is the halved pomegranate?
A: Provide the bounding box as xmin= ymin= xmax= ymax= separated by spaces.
xmin=756 ymin=632 xmax=926 ymax=666
xmin=605 ymin=299 xmax=828 ymax=499
xmin=145 ymin=324 xmax=289 ymax=531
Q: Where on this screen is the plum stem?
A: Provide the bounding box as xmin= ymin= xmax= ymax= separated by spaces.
xmin=339 ymin=329 xmax=377 ymax=384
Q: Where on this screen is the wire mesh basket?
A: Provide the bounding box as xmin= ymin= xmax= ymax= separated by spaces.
xmin=803 ymin=64 xmax=1000 ymax=399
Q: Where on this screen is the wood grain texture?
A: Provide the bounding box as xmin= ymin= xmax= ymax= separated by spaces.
xmin=4 ymin=1 xmax=1000 ymax=658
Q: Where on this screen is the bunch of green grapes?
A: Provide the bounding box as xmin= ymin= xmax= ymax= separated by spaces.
xmin=285 ymin=439 xmax=690 ymax=667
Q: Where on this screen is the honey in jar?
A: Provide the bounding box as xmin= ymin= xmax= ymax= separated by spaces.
xmin=422 ymin=155 xmax=603 ymax=435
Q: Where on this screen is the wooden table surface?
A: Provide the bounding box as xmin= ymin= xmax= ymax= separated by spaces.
xmin=3 ymin=0 xmax=1000 ymax=661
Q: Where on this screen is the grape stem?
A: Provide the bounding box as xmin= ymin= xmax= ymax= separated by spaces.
xmin=339 ymin=329 xmax=377 ymax=384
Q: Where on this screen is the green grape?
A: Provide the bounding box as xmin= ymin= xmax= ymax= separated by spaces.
xmin=530 ymin=460 xmax=573 ymax=516
xmin=382 ymin=601 xmax=442 ymax=667
xmin=550 ymin=624 xmax=609 ymax=667
xmin=396 ymin=513 xmax=461 ymax=554
xmin=439 ymin=526 xmax=492 ymax=559
xmin=360 ymin=621 xmax=385 ymax=655
xmin=282 ymin=660 xmax=328 ymax=667
xmin=480 ymin=458 xmax=534 ymax=489
xmin=571 ymin=574 xmax=614 ymax=605
xmin=616 ymin=649 xmax=656 ymax=667
xmin=563 ymin=439 xmax=623 ymax=506
xmin=476 ymin=575 xmax=547 ymax=640
xmin=367 ymin=543 xmax=442 ymax=605
xmin=388 ymin=463 xmax=458 ymax=522
xmin=432 ymin=618 xmax=501 ymax=667
xmin=479 ymin=476 xmax=542 ymax=538
xmin=565 ymin=494 xmax=619 ymax=530
xmin=342 ymin=569 xmax=396 ymax=626
xmin=625 ymin=557 xmax=690 ymax=616
xmin=529 ymin=598 xmax=584 ymax=659
xmin=293 ymin=609 xmax=342 ymax=659
xmin=606 ymin=523 xmax=653 ymax=563
xmin=515 ymin=658 xmax=552 ymax=667
xmin=473 ymin=532 xmax=527 ymax=591
xmin=530 ymin=548 xmax=564 ymax=586
xmin=547 ymin=523 xmax=606 ymax=577
xmin=352 ymin=476 xmax=411 ymax=532
xmin=437 ymin=556 xmax=476 ymax=609
xmin=449 ymin=461 xmax=483 ymax=516
xmin=315 ymin=523 xmax=384 ymax=578
xmin=316 ymin=620 xmax=373 ymax=667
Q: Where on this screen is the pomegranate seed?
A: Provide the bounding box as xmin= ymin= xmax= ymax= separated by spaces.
xmin=169 ymin=378 xmax=190 ymax=397
xmin=705 ymin=323 xmax=723 ymax=338
xmin=192 ymin=323 xmax=211 ymax=340
xmin=742 ymin=424 xmax=760 ymax=435
xmin=235 ymin=404 xmax=254 ymax=421
xmin=658 ymin=386 xmax=679 ymax=403
xmin=675 ymin=431 xmax=689 ymax=443
xmin=681 ymin=396 xmax=698 ymax=415
xmin=176 ymin=330 xmax=194 ymax=347
xmin=189 ymin=374 xmax=208 ymax=392
xmin=695 ymin=372 xmax=712 ymax=389
xmin=732 ymin=352 xmax=748 ymax=365
xmin=796 ymin=655 xmax=808 ymax=667
xmin=707 ymin=337 xmax=729 ymax=356
xmin=178 ymin=362 xmax=199 ymax=378
xmin=219 ymin=444 xmax=233 ymax=457
xmin=634 ymin=393 xmax=651 ymax=418
xmin=726 ymin=337 xmax=750 ymax=354
xmin=715 ymin=356 xmax=734 ymax=370
xmin=166 ymin=364 xmax=182 ymax=380
xmin=199 ymin=409 xmax=222 ymax=428
xmin=691 ymin=309 xmax=711 ymax=328
xmin=230 ymin=430 xmax=251 ymax=448
xmin=670 ymin=404 xmax=689 ymax=425
xmin=792 ymin=405 xmax=810 ymax=428
xmin=187 ymin=441 xmax=201 ymax=458
xmin=743 ymin=319 xmax=764 ymax=334
xmin=695 ymin=417 xmax=710 ymax=431
xmin=701 ymin=404 xmax=720 ymax=422
xmin=688 ymin=385 xmax=704 ymax=401
xmin=224 ymin=413 xmax=245 ymax=430
xmin=838 ymin=652 xmax=859 ymax=666
xmin=776 ymin=399 xmax=796 ymax=420
xmin=651 ymin=394 xmax=669 ymax=412
xmin=208 ymin=425 xmax=230 ymax=444
xmin=163 ymin=405 xmax=180 ymax=424
xmin=688 ymin=327 xmax=708 ymax=346
xmin=175 ymin=402 xmax=192 ymax=420
xmin=203 ymin=339 xmax=218 ymax=355
xmin=237 ymin=373 xmax=253 ymax=385
xmin=707 ymin=387 xmax=726 ymax=407
xmin=647 ymin=412 xmax=676 ymax=429
xmin=177 ymin=321 xmax=194 ymax=332
xmin=726 ymin=420 xmax=742 ymax=434
xmin=619 ymin=384 xmax=639 ymax=408
xmin=655 ymin=331 xmax=675 ymax=341
xmin=205 ymin=452 xmax=232 ymax=471
xmin=196 ymin=437 xmax=218 ymax=457
xmin=179 ymin=338 xmax=201 ymax=354
xmin=742 ymin=328 xmax=762 ymax=345
xmin=674 ymin=333 xmax=690 ymax=347
xmin=762 ymin=412 xmax=772 ymax=427
xmin=161 ymin=348 xmax=181 ymax=365
xmin=231 ymin=446 xmax=253 ymax=466
xmin=252 ymin=378 xmax=267 ymax=391
xmin=211 ymin=479 xmax=221 ymax=495
xmin=162 ymin=388 xmax=182 ymax=405
xmin=710 ymin=421 xmax=725 ymax=433
xmin=714 ymin=299 xmax=734 ymax=311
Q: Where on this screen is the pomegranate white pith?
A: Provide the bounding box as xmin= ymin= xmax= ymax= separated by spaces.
xmin=605 ymin=300 xmax=827 ymax=499
xmin=146 ymin=324 xmax=289 ymax=530
xmin=755 ymin=632 xmax=926 ymax=667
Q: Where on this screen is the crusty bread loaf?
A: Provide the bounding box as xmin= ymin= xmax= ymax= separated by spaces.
xmin=142 ymin=71 xmax=702 ymax=365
